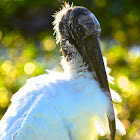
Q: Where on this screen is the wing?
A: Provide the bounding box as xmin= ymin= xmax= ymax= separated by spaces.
xmin=13 ymin=94 xmax=70 ymax=140
xmin=0 ymin=75 xmax=70 ymax=140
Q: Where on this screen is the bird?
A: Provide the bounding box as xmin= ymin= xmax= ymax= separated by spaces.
xmin=0 ymin=3 xmax=125 ymax=140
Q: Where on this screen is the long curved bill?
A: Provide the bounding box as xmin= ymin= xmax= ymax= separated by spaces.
xmin=78 ymin=34 xmax=116 ymax=140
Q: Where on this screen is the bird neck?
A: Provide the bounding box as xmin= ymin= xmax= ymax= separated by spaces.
xmin=60 ymin=39 xmax=93 ymax=79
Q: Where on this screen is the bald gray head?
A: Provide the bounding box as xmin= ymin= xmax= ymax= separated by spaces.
xmin=58 ymin=6 xmax=101 ymax=43
xmin=53 ymin=5 xmax=101 ymax=62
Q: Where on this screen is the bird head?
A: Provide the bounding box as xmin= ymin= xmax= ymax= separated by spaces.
xmin=53 ymin=3 xmax=116 ymax=140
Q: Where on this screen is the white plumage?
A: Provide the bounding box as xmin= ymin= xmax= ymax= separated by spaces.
xmin=0 ymin=58 xmax=125 ymax=140
xmin=0 ymin=3 xmax=125 ymax=140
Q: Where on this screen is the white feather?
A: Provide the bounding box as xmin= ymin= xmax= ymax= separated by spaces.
xmin=0 ymin=71 xmax=112 ymax=140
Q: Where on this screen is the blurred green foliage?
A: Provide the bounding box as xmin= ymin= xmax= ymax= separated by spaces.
xmin=0 ymin=0 xmax=140 ymax=139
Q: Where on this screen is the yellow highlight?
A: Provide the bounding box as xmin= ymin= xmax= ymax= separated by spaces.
xmin=117 ymin=76 xmax=129 ymax=90
xmin=94 ymin=0 xmax=106 ymax=7
xmin=122 ymin=119 xmax=130 ymax=130
xmin=43 ymin=36 xmax=56 ymax=51
xmin=113 ymin=30 xmax=126 ymax=43
xmin=115 ymin=104 xmax=122 ymax=114
xmin=1 ymin=60 xmax=13 ymax=75
xmin=13 ymin=35 xmax=24 ymax=47
xmin=125 ymin=12 xmax=138 ymax=25
xmin=2 ymin=36 xmax=12 ymax=47
xmin=9 ymin=66 xmax=17 ymax=78
xmin=128 ymin=27 xmax=139 ymax=42
xmin=129 ymin=96 xmax=139 ymax=107
xmin=24 ymin=62 xmax=35 ymax=74
xmin=5 ymin=66 xmax=18 ymax=85
xmin=0 ymin=87 xmax=9 ymax=108
xmin=117 ymin=76 xmax=136 ymax=97
xmin=0 ymin=31 xmax=2 ymax=40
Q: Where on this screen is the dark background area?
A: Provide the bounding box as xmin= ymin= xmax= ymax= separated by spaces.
xmin=0 ymin=0 xmax=140 ymax=139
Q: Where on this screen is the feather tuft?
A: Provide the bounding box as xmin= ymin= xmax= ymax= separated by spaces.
xmin=53 ymin=3 xmax=73 ymax=44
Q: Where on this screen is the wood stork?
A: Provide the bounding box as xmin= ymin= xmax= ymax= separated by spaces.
xmin=0 ymin=3 xmax=125 ymax=140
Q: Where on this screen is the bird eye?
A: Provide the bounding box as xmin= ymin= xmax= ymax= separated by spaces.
xmin=77 ymin=25 xmax=85 ymax=36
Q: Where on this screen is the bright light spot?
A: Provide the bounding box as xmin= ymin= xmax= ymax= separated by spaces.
xmin=1 ymin=60 xmax=13 ymax=75
xmin=0 ymin=87 xmax=9 ymax=108
xmin=0 ymin=31 xmax=2 ymax=40
xmin=117 ymin=76 xmax=129 ymax=90
xmin=106 ymin=52 xmax=117 ymax=64
xmin=43 ymin=36 xmax=56 ymax=51
xmin=117 ymin=76 xmax=136 ymax=97
xmin=9 ymin=66 xmax=17 ymax=78
xmin=128 ymin=46 xmax=140 ymax=60
xmin=24 ymin=62 xmax=35 ymax=74
xmin=115 ymin=104 xmax=122 ymax=113
xmin=4 ymin=66 xmax=18 ymax=85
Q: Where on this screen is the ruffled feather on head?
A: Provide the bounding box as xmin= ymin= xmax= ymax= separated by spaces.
xmin=52 ymin=2 xmax=73 ymax=44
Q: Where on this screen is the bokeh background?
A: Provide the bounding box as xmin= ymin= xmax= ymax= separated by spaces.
xmin=0 ymin=0 xmax=140 ymax=139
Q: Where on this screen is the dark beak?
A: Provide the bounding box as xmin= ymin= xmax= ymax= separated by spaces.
xmin=77 ymin=34 xmax=116 ymax=140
